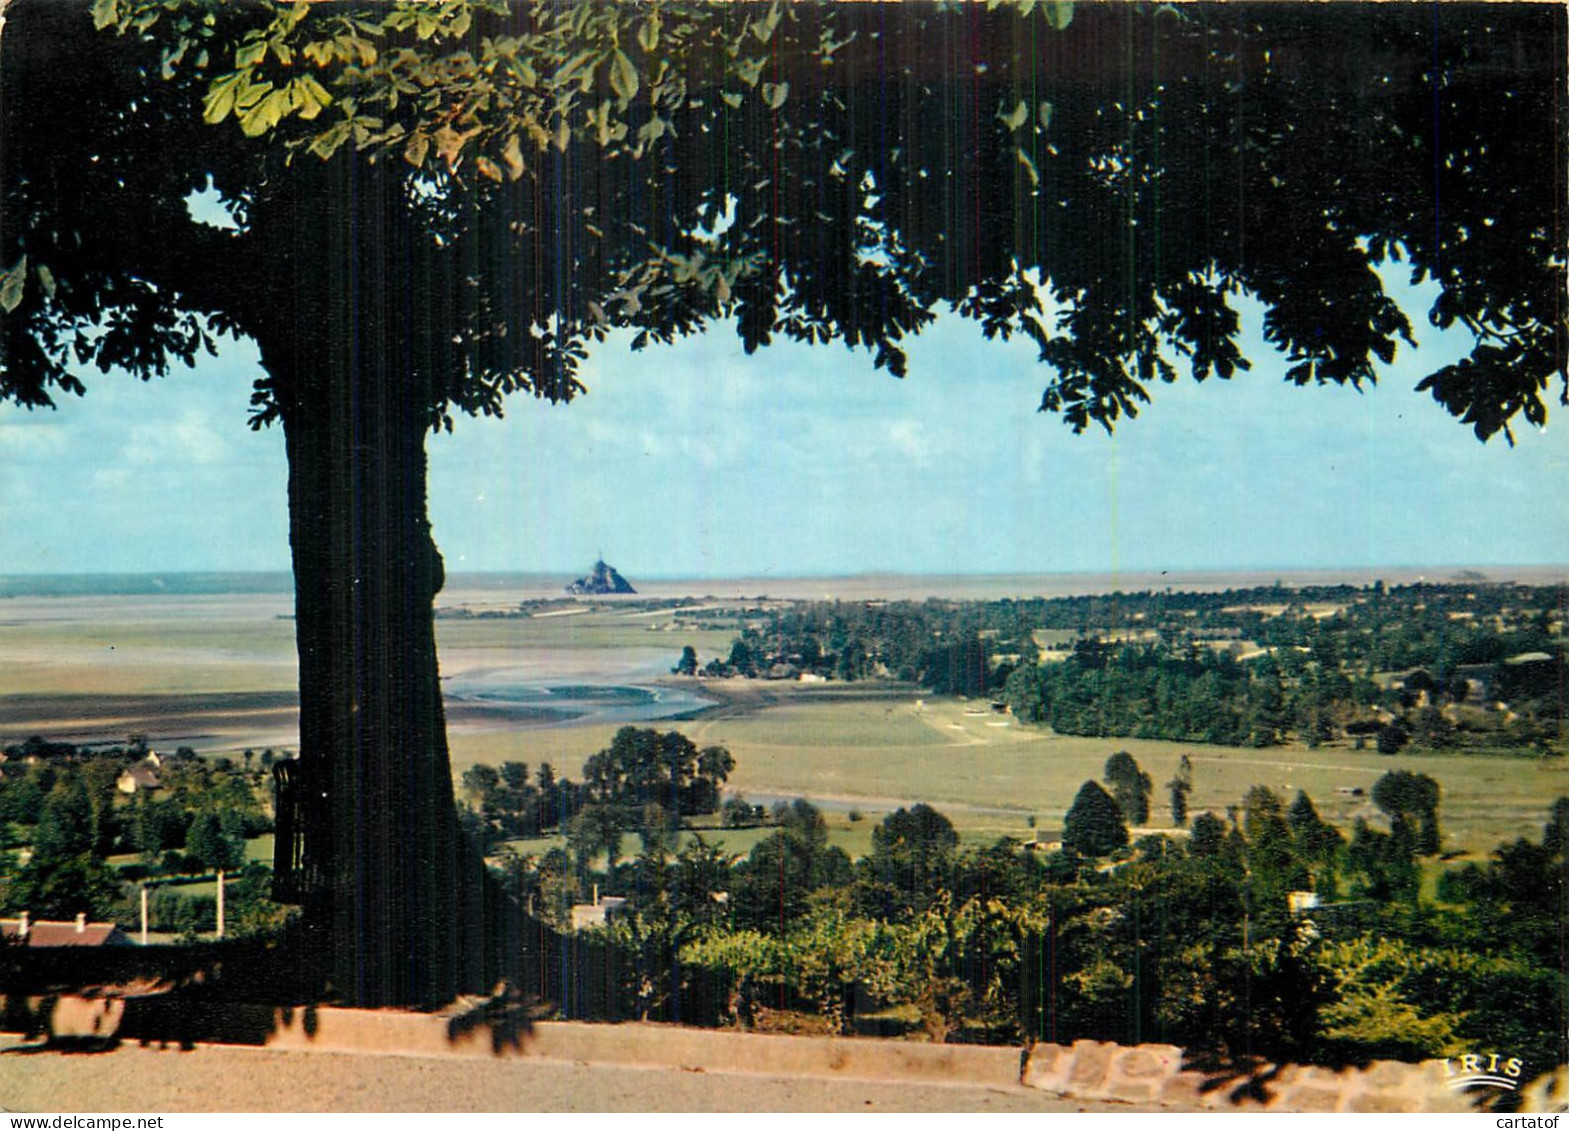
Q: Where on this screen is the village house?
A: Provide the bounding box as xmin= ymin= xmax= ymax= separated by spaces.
xmin=116 ymin=762 xmax=161 ymax=795
xmin=0 ymin=912 xmax=132 ymax=947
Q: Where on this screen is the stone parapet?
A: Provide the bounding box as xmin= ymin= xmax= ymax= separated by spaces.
xmin=1021 ymin=1039 xmax=1489 ymax=1113
xmin=7 ymin=994 xmax=1548 ymax=1112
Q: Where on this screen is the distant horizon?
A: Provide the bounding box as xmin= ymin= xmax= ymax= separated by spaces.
xmin=4 ymin=560 xmax=1569 ymax=580
xmin=4 ymin=561 xmax=1565 ymax=601
xmin=5 ymin=560 xmax=1569 ymax=577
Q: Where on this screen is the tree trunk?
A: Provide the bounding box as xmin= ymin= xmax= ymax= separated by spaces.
xmin=278 ymin=388 xmax=466 ymax=1006
xmin=257 ymin=158 xmax=506 ymax=1008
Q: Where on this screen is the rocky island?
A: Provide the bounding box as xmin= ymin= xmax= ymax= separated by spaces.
xmin=566 ymin=559 xmax=637 ymax=596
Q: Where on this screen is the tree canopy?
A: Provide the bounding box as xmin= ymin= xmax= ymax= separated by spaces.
xmin=5 ymin=0 xmax=1565 ymax=437
xmin=1103 ymin=751 xmax=1152 ymax=827
xmin=1062 ymin=780 xmax=1128 ymax=858
xmin=1371 ymin=769 xmax=1442 ymax=856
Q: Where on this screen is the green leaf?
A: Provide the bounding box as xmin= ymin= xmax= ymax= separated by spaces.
xmin=636 ymin=14 xmax=660 ymax=54
xmin=346 ymin=36 xmax=378 ymax=66
xmin=202 ymin=73 xmax=244 ymax=125
xmin=474 ymin=155 xmax=503 ymax=182
xmin=636 ymin=115 xmax=666 ymax=146
xmin=762 ymin=80 xmax=789 ymax=110
xmin=160 ymin=45 xmax=183 ymax=80
xmin=509 ymin=57 xmax=538 ymax=89
xmin=524 ymin=119 xmax=551 ymax=150
xmin=308 ymin=120 xmax=353 ymax=160
xmin=238 ymin=88 xmax=293 ymax=138
xmin=501 ymin=133 xmax=525 ymax=179
xmin=35 ymin=263 xmax=56 ymax=300
xmin=294 ymin=74 xmax=333 ymax=121
xmin=234 ymin=39 xmax=268 ymax=70
xmin=999 ymin=99 xmax=1028 ymax=131
xmin=1044 ymin=1 xmax=1075 ymax=30
xmin=1038 ymin=100 xmax=1054 ymax=129
xmin=90 ymin=0 xmax=120 ymax=32
xmin=588 ymin=100 xmax=613 ymax=145
xmin=0 ymin=256 xmax=27 ymax=314
xmin=302 ymin=40 xmax=336 ymax=67
xmin=233 ymin=79 xmax=273 ymax=112
xmin=404 ymin=132 xmax=430 ymax=167
xmin=610 ymin=48 xmax=639 ymax=104
xmin=555 ymin=50 xmax=598 ymax=88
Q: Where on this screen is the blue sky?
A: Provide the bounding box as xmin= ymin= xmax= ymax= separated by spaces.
xmin=1 ymin=275 xmax=1564 ymax=579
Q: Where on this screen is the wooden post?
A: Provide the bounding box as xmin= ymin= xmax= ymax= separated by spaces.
xmin=140 ymin=885 xmax=148 ymax=946
xmin=216 ymin=869 xmax=225 ymax=939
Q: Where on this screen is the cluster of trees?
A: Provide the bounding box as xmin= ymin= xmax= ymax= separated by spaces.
xmin=136 ymin=861 xmax=292 ymax=942
xmin=532 ymin=764 xmax=1559 ymax=1071
xmin=679 ymin=582 xmax=1564 ymax=754
xmin=459 ymin=726 xmax=733 ymax=857
xmin=1439 ymin=799 xmax=1569 ymax=977
xmin=460 ymin=760 xmax=578 ymax=845
xmin=1055 ymin=751 xmax=1164 ymax=856
xmin=1005 ymin=642 xmax=1355 ymax=749
xmin=0 ymin=737 xmax=285 ymax=933
xmin=686 ymin=583 xmax=1561 ymax=683
xmin=680 ymin=601 xmax=1025 ymax=691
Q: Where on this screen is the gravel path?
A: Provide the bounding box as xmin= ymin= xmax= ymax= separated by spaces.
xmin=0 ymin=1041 xmax=1143 ymax=1113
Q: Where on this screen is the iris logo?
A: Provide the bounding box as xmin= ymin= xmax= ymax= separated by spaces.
xmin=1442 ymin=1053 xmax=1525 ymax=1092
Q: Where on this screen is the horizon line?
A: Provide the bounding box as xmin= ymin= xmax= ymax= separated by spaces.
xmin=3 ymin=562 xmax=1567 ymax=582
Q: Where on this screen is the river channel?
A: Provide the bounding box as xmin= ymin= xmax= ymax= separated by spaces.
xmin=443 ymin=670 xmax=716 ymax=729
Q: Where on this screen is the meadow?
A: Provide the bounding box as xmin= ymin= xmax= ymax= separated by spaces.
xmin=460 ymin=693 xmax=1569 ymax=859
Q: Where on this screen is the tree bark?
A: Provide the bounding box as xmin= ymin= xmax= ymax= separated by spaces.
xmin=277 ymin=384 xmax=466 ymax=1006
xmin=256 ymin=158 xmax=503 ymax=1008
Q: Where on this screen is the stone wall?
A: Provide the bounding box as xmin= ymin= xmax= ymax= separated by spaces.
xmin=1022 ymin=1038 xmax=1493 ymax=1113
xmin=19 ymin=993 xmax=1552 ymax=1113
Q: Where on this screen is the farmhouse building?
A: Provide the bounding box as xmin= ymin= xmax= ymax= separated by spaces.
xmin=0 ymin=912 xmax=132 ymax=947
xmin=116 ymin=763 xmax=161 ymax=795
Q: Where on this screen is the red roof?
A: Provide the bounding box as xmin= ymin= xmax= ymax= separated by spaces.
xmin=0 ymin=919 xmax=131 ymax=947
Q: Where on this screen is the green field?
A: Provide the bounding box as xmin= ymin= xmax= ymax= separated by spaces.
xmin=497 ymin=820 xmax=880 ymax=865
xmin=684 ymin=697 xmax=1567 ymax=853
xmin=453 ymin=692 xmax=1569 ymax=859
